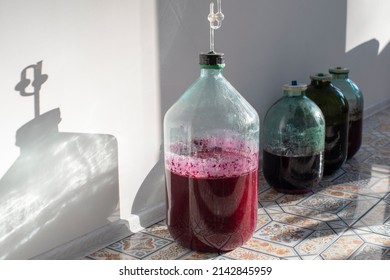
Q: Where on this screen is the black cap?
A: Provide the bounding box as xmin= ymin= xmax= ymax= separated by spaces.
xmin=199 ymin=52 xmax=225 ymax=68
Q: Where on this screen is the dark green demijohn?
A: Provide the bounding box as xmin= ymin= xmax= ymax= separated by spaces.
xmin=306 ymin=73 xmax=349 ymax=175
xmin=263 ymin=81 xmax=325 ymax=193
xmin=329 ymin=67 xmax=364 ymax=159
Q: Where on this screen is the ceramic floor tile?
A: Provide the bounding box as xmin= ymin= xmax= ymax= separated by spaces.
xmin=88 ymin=248 xmax=138 ymax=260
xmin=256 ymin=214 xmax=272 ymax=230
xmin=367 ymin=224 xmax=390 ymax=236
xmin=317 ymin=187 xmax=364 ymax=200
xmin=384 ymin=249 xmax=390 ymax=259
xmin=223 ymin=247 xmax=279 ymax=260
xmin=298 ymin=193 xmax=352 ymax=214
xmin=350 ymin=243 xmax=388 ymax=260
xmin=276 ymin=193 xmax=312 ymax=206
xmin=352 ymin=228 xmax=373 ymax=236
xmin=213 ymin=256 xmax=234 ymax=260
xmin=370 ymin=150 xmax=390 ymax=161
xmin=141 ymin=224 xmax=174 ymax=241
xmin=327 ymin=220 xmax=349 ymax=230
xmin=264 ymin=205 xmax=284 ymax=214
xmin=301 ymin=255 xmax=318 ymax=260
xmin=144 ymin=243 xmax=191 ymax=260
xmin=342 ymin=162 xmax=373 ymax=177
xmin=368 ymin=136 xmax=390 ymax=149
xmin=362 ymin=134 xmax=378 ymax=144
xmin=321 ymin=234 xmax=364 ymax=260
xmin=108 ymin=232 xmax=171 ymax=259
xmin=357 ymin=201 xmax=390 ymax=226
xmin=253 ymin=221 xmax=313 ymax=246
xmin=179 ymin=251 xmax=218 ymax=260
xmin=319 ymin=183 xmax=382 ymax=198
xmin=337 ymin=199 xmax=377 ymax=221
xmin=361 ymin=145 xmax=377 ymax=155
xmin=242 ymin=238 xmax=297 ymax=258
xmin=352 ymin=221 xmax=372 ymax=232
xmin=295 ymin=230 xmax=338 ymax=256
xmin=258 ymin=188 xmax=285 ymax=202
xmin=282 ymin=205 xmax=339 ymax=222
xmin=370 ymin=178 xmax=390 ymax=193
xmin=364 ymin=155 xmax=390 ymax=167
xmin=347 ymin=150 xmax=372 ymax=164
xmin=360 ymin=233 xmax=390 ymax=248
xmin=332 ymin=172 xmax=377 ymax=188
xmin=370 ymin=165 xmax=390 ymax=178
xmin=270 ymin=213 xmax=330 ymax=231
xmin=332 ymin=227 xmax=349 ymax=236
xmin=284 ymin=256 xmax=301 ymax=260
xmin=260 ymin=201 xmax=284 ymax=214
xmin=385 ymin=193 xmax=390 ymax=204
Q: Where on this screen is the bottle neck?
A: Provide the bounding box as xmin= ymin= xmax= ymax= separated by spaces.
xmin=200 ymin=68 xmax=224 ymax=78
xmin=283 ymin=90 xmax=305 ymax=97
xmin=331 ymin=73 xmax=349 ymax=80
xmin=310 ymin=80 xmax=331 ymax=87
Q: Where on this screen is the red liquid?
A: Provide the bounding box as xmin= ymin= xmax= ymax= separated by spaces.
xmin=166 ymin=169 xmax=258 ymax=252
xmin=347 ymin=118 xmax=363 ymax=159
xmin=263 ymin=150 xmax=323 ymax=194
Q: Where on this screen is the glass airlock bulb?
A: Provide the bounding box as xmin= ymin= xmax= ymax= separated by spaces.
xmin=208 ymin=0 xmax=224 ymax=53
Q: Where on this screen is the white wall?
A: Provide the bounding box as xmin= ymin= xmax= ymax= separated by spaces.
xmin=0 ymin=0 xmax=160 ymax=259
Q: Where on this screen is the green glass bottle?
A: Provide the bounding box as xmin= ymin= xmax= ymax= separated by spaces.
xmin=306 ymin=73 xmax=349 ymax=175
xmin=329 ymin=67 xmax=363 ymax=159
xmin=263 ymin=81 xmax=325 ymax=193
xmin=164 ymin=52 xmax=260 ymax=252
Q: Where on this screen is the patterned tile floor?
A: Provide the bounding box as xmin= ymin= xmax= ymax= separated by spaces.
xmin=87 ymin=107 xmax=390 ymax=260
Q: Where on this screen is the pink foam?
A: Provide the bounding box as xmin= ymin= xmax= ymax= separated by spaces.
xmin=165 ymin=138 xmax=259 ymax=178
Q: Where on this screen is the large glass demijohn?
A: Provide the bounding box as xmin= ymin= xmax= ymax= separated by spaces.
xmin=263 ymin=81 xmax=325 ymax=194
xmin=306 ymin=73 xmax=349 ymax=175
xmin=329 ymin=67 xmax=363 ymax=159
xmin=164 ymin=52 xmax=260 ymax=252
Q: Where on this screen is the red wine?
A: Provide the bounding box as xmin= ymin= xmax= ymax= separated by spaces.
xmin=263 ymin=150 xmax=323 ymax=194
xmin=165 ymin=139 xmax=259 ymax=252
xmin=347 ymin=118 xmax=362 ymax=159
xmin=166 ymin=169 xmax=258 ymax=252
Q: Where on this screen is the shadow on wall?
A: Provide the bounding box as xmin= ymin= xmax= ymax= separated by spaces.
xmin=0 ymin=62 xmax=120 ymax=259
xmin=131 ymin=146 xmax=165 ymax=228
xmin=343 ymin=39 xmax=390 ymax=106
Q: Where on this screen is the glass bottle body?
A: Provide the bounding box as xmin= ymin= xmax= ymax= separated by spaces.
xmin=306 ymin=76 xmax=349 ymax=175
xmin=330 ymin=68 xmax=363 ymax=159
xmin=164 ymin=65 xmax=260 ymax=252
xmin=263 ymin=84 xmax=325 ymax=194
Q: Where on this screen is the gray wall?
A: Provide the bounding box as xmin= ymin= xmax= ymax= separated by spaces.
xmin=158 ymin=0 xmax=390 ymax=126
